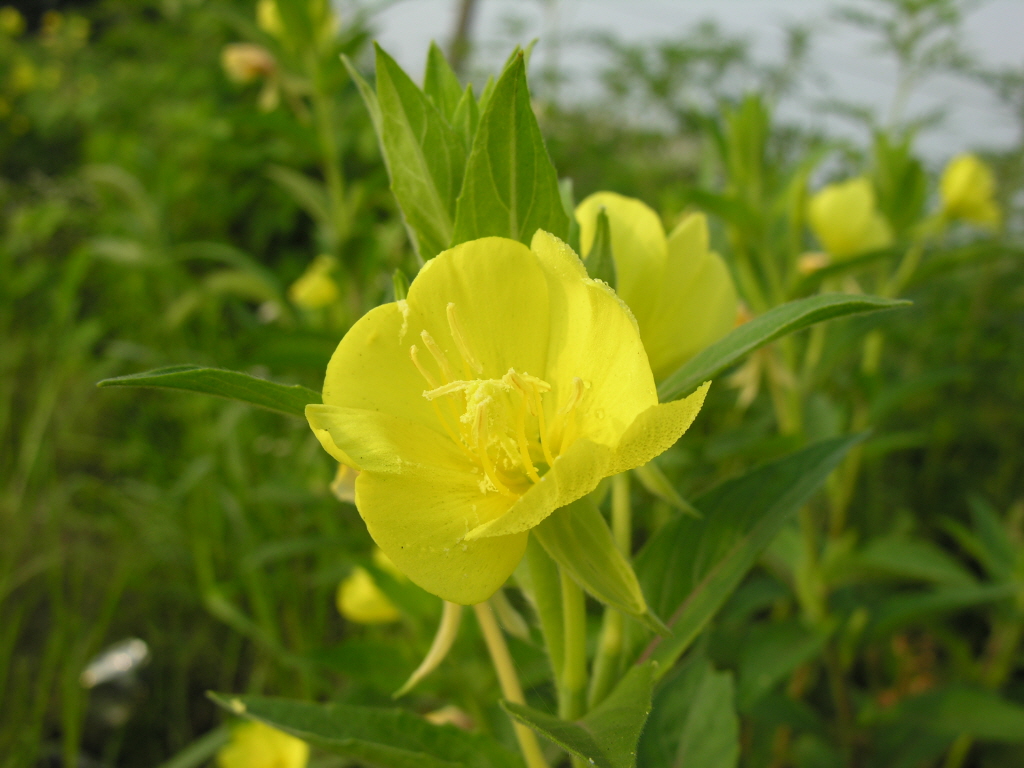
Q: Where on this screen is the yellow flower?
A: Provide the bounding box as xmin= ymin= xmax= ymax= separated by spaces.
xmin=940 ymin=153 xmax=1001 ymax=229
xmin=575 ymin=193 xmax=737 ymax=381
xmin=256 ymin=0 xmax=285 ymax=39
xmin=221 ymin=43 xmax=277 ymax=84
xmin=337 ymin=573 xmax=399 ymax=624
xmin=288 ymin=255 xmax=339 ymax=309
xmin=808 ymin=177 xmax=893 ymax=259
xmin=0 ymin=6 xmax=25 ymax=36
xmin=306 ymin=232 xmax=709 ymax=604
xmin=216 ymin=721 xmax=308 ymax=768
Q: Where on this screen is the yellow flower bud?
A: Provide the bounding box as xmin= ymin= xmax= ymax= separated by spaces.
xmin=575 ymin=192 xmax=738 ymax=382
xmin=0 ymin=6 xmax=25 ymax=36
xmin=221 ymin=43 xmax=276 ymax=85
xmin=216 ymin=721 xmax=308 ymax=768
xmin=288 ymin=255 xmax=339 ymax=309
xmin=337 ymin=566 xmax=401 ymax=624
xmin=808 ymin=177 xmax=893 ymax=259
xmin=940 ymin=153 xmax=1001 ymax=229
xmin=256 ymin=0 xmax=285 ymax=39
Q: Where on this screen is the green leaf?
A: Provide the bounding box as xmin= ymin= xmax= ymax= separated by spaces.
xmin=208 ymin=693 xmax=521 ymax=768
xmin=451 ymin=84 xmax=479 ymax=148
xmin=867 ymin=583 xmax=1016 ymax=640
xmin=423 ymin=41 xmax=463 ymax=121
xmin=452 ymin=54 xmax=569 ymax=246
xmin=657 ymin=294 xmax=910 ymax=402
xmin=342 ymin=54 xmax=383 ymax=134
xmin=634 ymin=435 xmax=862 ymax=678
xmin=503 ymin=661 xmax=655 ymax=768
xmin=374 ymin=44 xmax=466 ymax=260
xmin=632 ymin=461 xmax=700 ymax=518
xmin=735 ymin=619 xmax=831 ymax=710
xmin=533 ymin=496 xmax=666 ymax=634
xmin=638 ymin=654 xmax=739 ymax=768
xmin=97 ymin=366 xmax=320 ymax=418
xmin=877 ymin=686 xmax=1024 ymax=743
xmin=392 ymin=268 xmax=410 ymax=301
xmin=265 ymin=165 xmax=331 ymax=232
xmin=584 ymin=207 xmax=617 ymax=289
xmin=855 ymin=536 xmax=977 ymax=587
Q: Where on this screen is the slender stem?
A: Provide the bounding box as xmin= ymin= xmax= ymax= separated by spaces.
xmin=473 ymin=602 xmax=550 ymax=768
xmin=307 ymin=52 xmax=348 ymax=250
xmin=588 ymin=473 xmax=630 ymax=708
xmin=559 ymin=569 xmax=588 ymax=722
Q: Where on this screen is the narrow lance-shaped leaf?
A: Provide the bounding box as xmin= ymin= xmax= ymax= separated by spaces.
xmin=209 ymin=693 xmax=520 ymax=768
xmin=452 ymin=53 xmax=569 ymax=246
xmin=584 ymin=207 xmax=617 ymax=289
xmin=658 ymin=293 xmax=910 ymax=401
xmin=633 ymin=434 xmax=862 ymax=679
xmin=503 ymin=661 xmax=656 ymax=768
xmin=98 ymin=366 xmax=320 ymax=418
xmin=533 ymin=496 xmax=667 ymax=635
xmin=423 ymin=41 xmax=463 ymax=121
xmin=373 ymin=44 xmax=466 ymax=260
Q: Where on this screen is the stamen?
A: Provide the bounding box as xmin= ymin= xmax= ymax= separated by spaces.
xmin=410 ymin=345 xmax=438 ymax=389
xmin=423 ymin=380 xmax=474 ymax=401
xmin=420 ymin=330 xmax=455 ymax=383
xmin=513 ymin=394 xmax=541 ymax=483
xmin=559 ymin=377 xmax=587 ymax=415
xmin=447 ymin=303 xmax=484 ymax=376
xmin=532 ymin=387 xmax=556 ymax=468
xmin=474 ymin=400 xmax=515 ymax=497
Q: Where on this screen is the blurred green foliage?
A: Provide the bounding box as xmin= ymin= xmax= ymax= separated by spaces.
xmin=3 ymin=0 xmax=1024 ymax=766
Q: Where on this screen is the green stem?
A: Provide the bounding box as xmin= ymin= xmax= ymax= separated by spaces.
xmin=473 ymin=602 xmax=550 ymax=768
xmin=307 ymin=52 xmax=348 ymax=249
xmin=588 ymin=473 xmax=630 ymax=708
xmin=559 ymin=569 xmax=588 ymax=722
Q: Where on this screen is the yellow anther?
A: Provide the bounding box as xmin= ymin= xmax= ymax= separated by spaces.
xmin=474 ymin=400 xmax=515 ymax=497
xmin=420 ymin=329 xmax=455 ymax=383
xmin=559 ymin=377 xmax=587 ymax=415
xmin=423 ymin=380 xmax=474 ymax=401
xmin=447 ymin=303 xmax=484 ymax=376
xmin=410 ymin=345 xmax=438 ymax=389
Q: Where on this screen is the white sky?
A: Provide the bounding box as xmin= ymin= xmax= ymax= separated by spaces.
xmin=350 ymin=0 xmax=1024 ymax=162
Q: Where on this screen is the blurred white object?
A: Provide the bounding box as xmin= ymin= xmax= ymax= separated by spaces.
xmin=80 ymin=637 xmax=150 ymax=688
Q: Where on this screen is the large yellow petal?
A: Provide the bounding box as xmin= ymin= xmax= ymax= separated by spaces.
xmin=464 ymin=436 xmax=615 ymax=540
xmin=355 ymin=467 xmax=527 ymax=605
xmin=305 ymin=404 xmax=467 ymax=474
xmin=644 ymin=214 xmax=738 ymax=380
xmin=575 ymin=192 xmax=667 ymax=327
xmin=611 ymin=381 xmax=710 ymax=473
xmin=321 ymin=302 xmax=437 ymax=432
xmin=531 ymin=230 xmax=658 ymax=449
xmin=405 ymin=237 xmax=551 ymax=382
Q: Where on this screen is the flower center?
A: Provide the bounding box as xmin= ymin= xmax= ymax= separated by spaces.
xmin=410 ymin=302 xmax=588 ymax=497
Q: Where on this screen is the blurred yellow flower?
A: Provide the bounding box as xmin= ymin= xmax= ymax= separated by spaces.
xmin=306 ymin=232 xmax=708 ymax=604
xmin=808 ymin=177 xmax=893 ymax=259
xmin=288 ymin=255 xmax=339 ymax=309
xmin=940 ymin=153 xmax=1001 ymax=229
xmin=221 ymin=43 xmax=276 ymax=85
xmin=0 ymin=6 xmax=25 ymax=36
xmin=575 ymin=192 xmax=738 ymax=381
xmin=216 ymin=721 xmax=308 ymax=768
xmin=10 ymin=60 xmax=37 ymax=94
xmin=256 ymin=0 xmax=285 ymax=39
xmin=337 ymin=549 xmax=403 ymax=624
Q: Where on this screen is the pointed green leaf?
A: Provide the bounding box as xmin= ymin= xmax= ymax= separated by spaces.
xmin=533 ymin=496 xmax=665 ymax=634
xmin=208 ymin=694 xmax=521 ymax=768
xmin=584 ymin=208 xmax=617 ymax=289
xmin=631 ymin=462 xmax=699 ymax=518
xmin=503 ymin=661 xmax=655 ymax=768
xmin=639 ymin=654 xmax=739 ymax=768
xmin=735 ymin=619 xmax=831 ymax=710
xmin=342 ymin=54 xmax=383 ymax=134
xmin=423 ymin=41 xmax=463 ymax=121
xmin=374 ymin=44 xmax=466 ymax=260
xmin=452 ymin=54 xmax=569 ymax=246
xmin=451 ymin=84 xmax=479 ymax=149
xmin=97 ymin=366 xmax=320 ymax=418
xmin=657 ymin=294 xmax=911 ymax=402
xmin=634 ymin=435 xmax=862 ymax=678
